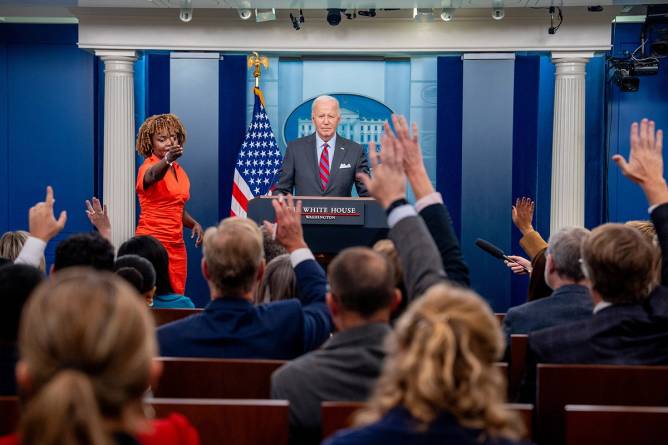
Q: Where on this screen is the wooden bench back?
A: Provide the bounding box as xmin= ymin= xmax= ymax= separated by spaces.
xmin=149 ymin=398 xmax=289 ymax=445
xmin=153 ymin=357 xmax=286 ymax=399
xmin=537 ymin=364 xmax=668 ymax=445
xmin=565 ymin=404 xmax=668 ymax=445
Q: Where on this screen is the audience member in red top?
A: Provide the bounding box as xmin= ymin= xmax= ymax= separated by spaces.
xmin=0 ymin=268 xmax=199 ymax=445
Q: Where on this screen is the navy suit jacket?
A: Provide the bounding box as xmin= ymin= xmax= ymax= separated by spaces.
xmin=157 ymin=259 xmax=332 ymax=359
xmin=503 ymin=284 xmax=593 ymax=343
xmin=323 ymin=406 xmax=529 ymax=445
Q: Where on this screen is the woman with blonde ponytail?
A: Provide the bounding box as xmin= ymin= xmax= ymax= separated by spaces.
xmin=324 ymin=283 xmax=530 ymax=445
xmin=0 ymin=268 xmax=199 ymax=445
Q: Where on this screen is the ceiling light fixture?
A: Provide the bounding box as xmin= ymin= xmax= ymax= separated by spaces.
xmin=255 ymin=8 xmax=276 ymax=22
xmin=441 ymin=8 xmax=454 ymax=21
xmin=238 ymin=8 xmax=252 ymax=20
xmin=179 ymin=0 xmax=193 ymax=22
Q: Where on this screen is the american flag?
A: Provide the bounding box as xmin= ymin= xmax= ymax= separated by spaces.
xmin=231 ymin=87 xmax=282 ymax=217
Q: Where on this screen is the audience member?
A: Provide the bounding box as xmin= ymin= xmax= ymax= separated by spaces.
xmin=271 ymin=247 xmax=401 ymax=444
xmin=0 ymin=264 xmax=44 ymax=395
xmin=525 ymin=249 xmax=552 ymax=301
xmin=0 ymin=230 xmax=25 ymax=260
xmin=521 ymin=119 xmax=668 ymax=401
xmin=255 ymin=254 xmax=296 ymax=304
xmin=118 ymin=235 xmax=195 ymax=308
xmin=53 ymin=232 xmax=115 ymax=272
xmin=625 ymin=220 xmax=657 ymax=245
xmin=372 ymin=239 xmax=407 ymax=319
xmin=115 ymin=254 xmax=157 ymax=306
xmin=157 ymin=197 xmax=332 ymax=359
xmin=0 ymin=231 xmax=46 ymax=272
xmin=503 ymin=227 xmax=592 ymax=343
xmin=324 ymin=284 xmax=527 ymax=445
xmin=508 ymin=197 xmax=551 ymax=301
xmin=0 ymin=268 xmax=199 ymax=445
xmin=262 ymin=225 xmax=289 ymax=263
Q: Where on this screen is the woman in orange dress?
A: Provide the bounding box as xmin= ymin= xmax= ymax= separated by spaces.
xmin=135 ymin=114 xmax=202 ymax=296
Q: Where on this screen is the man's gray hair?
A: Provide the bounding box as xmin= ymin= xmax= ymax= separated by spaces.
xmin=546 ymin=226 xmax=591 ymax=281
xmin=311 ymin=95 xmax=340 ymax=114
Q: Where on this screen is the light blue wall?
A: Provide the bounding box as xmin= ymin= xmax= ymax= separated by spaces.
xmin=461 ymin=56 xmax=516 ymax=311
xmin=170 ymin=53 xmax=220 ymax=305
xmin=409 ymin=56 xmax=438 ymax=187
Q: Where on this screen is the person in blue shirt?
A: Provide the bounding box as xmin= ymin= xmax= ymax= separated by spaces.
xmin=118 ymin=235 xmax=195 ymax=309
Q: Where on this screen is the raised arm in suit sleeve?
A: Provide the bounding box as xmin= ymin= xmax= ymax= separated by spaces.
xmin=290 ymin=248 xmax=332 ymax=353
xmin=651 ymin=203 xmax=668 ymax=286
xmin=354 ymin=147 xmax=370 ymax=197
xmin=418 ymin=202 xmax=470 ymax=287
xmin=389 ymin=206 xmax=447 ymax=301
xmin=275 ymin=143 xmax=296 ymax=195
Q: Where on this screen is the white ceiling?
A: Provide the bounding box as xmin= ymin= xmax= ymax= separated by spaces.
xmin=0 ymin=0 xmax=664 ymax=9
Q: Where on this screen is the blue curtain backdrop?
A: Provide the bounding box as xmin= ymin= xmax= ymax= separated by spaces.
xmin=0 ymin=24 xmax=97 ymax=268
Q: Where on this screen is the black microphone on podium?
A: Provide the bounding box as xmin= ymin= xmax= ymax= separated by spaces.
xmin=475 ymin=238 xmax=530 ymax=273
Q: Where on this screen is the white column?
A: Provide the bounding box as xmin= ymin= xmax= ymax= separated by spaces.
xmin=96 ymin=50 xmax=138 ymax=249
xmin=549 ymin=52 xmax=594 ymax=235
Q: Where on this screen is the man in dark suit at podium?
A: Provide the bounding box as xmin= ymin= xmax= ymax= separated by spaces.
xmin=275 ymin=95 xmax=370 ymax=197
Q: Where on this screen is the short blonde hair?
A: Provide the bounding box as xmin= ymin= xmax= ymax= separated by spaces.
xmin=373 ymin=239 xmax=403 ymax=289
xmin=625 ymin=220 xmax=657 ymax=245
xmin=355 ymin=283 xmax=525 ymax=441
xmin=18 ymin=268 xmax=156 ymax=445
xmin=0 ymin=230 xmax=46 ymax=272
xmin=135 ymin=113 xmax=187 ymax=158
xmin=203 ymin=217 xmax=264 ymax=295
xmin=581 ymin=223 xmax=658 ymax=303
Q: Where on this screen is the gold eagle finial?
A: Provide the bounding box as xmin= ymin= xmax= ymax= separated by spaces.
xmin=248 ymin=52 xmax=269 ymax=87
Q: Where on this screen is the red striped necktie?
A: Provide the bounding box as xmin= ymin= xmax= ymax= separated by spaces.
xmin=319 ymin=143 xmax=330 ymax=191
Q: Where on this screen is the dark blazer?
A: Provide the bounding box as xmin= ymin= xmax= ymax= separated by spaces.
xmin=271 ymin=323 xmax=390 ymax=445
xmin=275 ymin=133 xmax=369 ymax=197
xmin=156 ymin=259 xmax=331 ymax=359
xmin=503 ymin=284 xmax=593 ymax=343
xmin=419 ymin=203 xmax=470 ymax=287
xmin=323 ymin=406 xmax=529 ymax=445
xmin=389 ymin=212 xmax=447 ymax=301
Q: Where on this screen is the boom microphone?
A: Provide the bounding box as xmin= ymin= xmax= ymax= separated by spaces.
xmin=475 ymin=238 xmax=530 ymax=272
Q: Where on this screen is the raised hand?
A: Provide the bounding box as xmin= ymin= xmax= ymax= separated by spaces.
xmin=85 ymin=197 xmax=111 ymax=242
xmin=263 ymin=194 xmax=306 ymax=253
xmin=165 ymin=145 xmax=184 ymax=163
xmin=29 ymin=186 xmax=67 ymax=242
xmin=613 ymin=119 xmax=668 ymax=206
xmin=357 ymin=135 xmax=407 ymax=209
xmin=512 ymin=197 xmax=535 ymax=235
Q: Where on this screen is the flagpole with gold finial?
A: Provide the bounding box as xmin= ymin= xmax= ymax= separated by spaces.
xmin=247 ymin=51 xmax=269 ymax=107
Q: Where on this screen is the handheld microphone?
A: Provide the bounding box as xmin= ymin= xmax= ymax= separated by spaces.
xmin=475 ymin=238 xmax=530 ymax=273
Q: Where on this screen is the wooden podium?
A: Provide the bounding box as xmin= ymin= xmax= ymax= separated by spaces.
xmin=247 ymin=197 xmax=388 ymax=254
